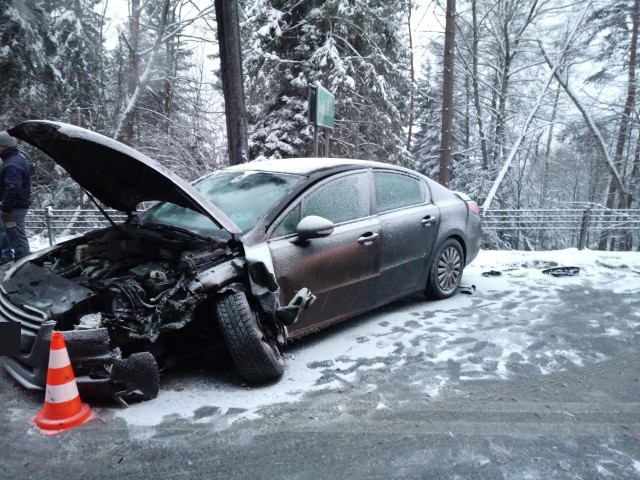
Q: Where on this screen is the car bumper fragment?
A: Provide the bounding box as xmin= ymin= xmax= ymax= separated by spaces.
xmin=0 ymin=320 xmax=159 ymax=401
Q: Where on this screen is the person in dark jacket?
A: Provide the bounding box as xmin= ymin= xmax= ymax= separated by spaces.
xmin=0 ymin=131 xmax=31 ymax=261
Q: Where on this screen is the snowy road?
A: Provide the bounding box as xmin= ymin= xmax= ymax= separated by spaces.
xmin=114 ymin=249 xmax=640 ymax=427
xmin=2 ymin=248 xmax=640 ymax=479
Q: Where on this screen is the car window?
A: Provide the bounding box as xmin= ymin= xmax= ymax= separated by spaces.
xmin=374 ymin=171 xmax=425 ymax=213
xmin=272 ymin=204 xmax=301 ymax=237
xmin=144 ymin=170 xmax=304 ymax=234
xmin=305 ymin=173 xmax=369 ymax=222
xmin=271 ymin=172 xmax=369 ymax=237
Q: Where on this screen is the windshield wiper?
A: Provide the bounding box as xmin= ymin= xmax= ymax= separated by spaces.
xmin=139 ymin=223 xmax=215 ymax=242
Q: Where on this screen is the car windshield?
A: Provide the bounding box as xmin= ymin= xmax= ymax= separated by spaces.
xmin=141 ymin=170 xmax=304 ymax=235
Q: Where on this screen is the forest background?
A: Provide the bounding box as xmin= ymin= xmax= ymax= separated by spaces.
xmin=1 ymin=0 xmax=639 ymax=250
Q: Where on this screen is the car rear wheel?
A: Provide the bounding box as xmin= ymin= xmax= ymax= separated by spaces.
xmin=425 ymin=238 xmax=464 ymax=300
xmin=215 ymin=291 xmax=284 ymax=384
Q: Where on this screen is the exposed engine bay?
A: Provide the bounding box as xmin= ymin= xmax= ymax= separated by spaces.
xmin=4 ymin=227 xmax=244 ymax=351
xmin=1 ymin=225 xmax=312 ymax=402
xmin=0 ymin=120 xmax=324 ymax=402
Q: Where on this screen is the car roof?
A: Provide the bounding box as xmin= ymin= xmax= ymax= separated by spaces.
xmin=225 ymin=157 xmax=413 ymax=176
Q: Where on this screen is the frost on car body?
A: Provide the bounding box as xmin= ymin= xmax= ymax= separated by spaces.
xmin=0 ymin=223 xmax=302 ymax=402
xmin=0 ymin=120 xmax=481 ymax=402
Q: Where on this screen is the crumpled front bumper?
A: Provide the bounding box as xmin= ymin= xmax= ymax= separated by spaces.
xmin=0 ymin=320 xmax=160 ymax=402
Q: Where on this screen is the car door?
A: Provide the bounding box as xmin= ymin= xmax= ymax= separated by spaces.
xmin=374 ymin=170 xmax=440 ymax=300
xmin=267 ymin=170 xmax=381 ymax=336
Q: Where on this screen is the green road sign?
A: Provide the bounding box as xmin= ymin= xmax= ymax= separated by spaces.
xmin=308 ymin=84 xmax=335 ymax=129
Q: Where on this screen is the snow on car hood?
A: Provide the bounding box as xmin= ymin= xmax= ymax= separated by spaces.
xmin=9 ymin=120 xmax=242 ymax=236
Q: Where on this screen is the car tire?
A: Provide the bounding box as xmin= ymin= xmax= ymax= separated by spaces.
xmin=425 ymin=238 xmax=464 ymax=300
xmin=215 ymin=290 xmax=284 ymax=384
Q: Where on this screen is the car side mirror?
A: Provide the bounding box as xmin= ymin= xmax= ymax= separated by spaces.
xmin=295 ymin=215 xmax=335 ymax=241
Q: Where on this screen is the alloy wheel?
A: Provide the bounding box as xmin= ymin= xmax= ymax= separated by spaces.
xmin=437 ymin=246 xmax=461 ymax=292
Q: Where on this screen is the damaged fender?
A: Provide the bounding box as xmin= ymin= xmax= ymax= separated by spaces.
xmin=242 ymin=243 xmax=315 ymax=332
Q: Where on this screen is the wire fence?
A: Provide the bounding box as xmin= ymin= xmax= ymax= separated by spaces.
xmin=26 ymin=208 xmax=128 ymax=246
xmin=22 ymin=207 xmax=640 ymax=251
xmin=482 ymin=208 xmax=640 ymax=251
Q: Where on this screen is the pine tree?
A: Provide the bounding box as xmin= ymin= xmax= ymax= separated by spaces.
xmin=242 ymin=0 xmax=413 ymax=164
xmin=107 ymin=0 xmax=223 ymax=177
xmin=49 ymin=0 xmax=106 ymax=127
xmin=0 ymin=0 xmax=55 ymax=124
xmin=412 ymin=68 xmax=441 ymax=178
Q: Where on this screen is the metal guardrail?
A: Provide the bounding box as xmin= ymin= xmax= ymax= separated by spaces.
xmin=26 ymin=208 xmax=127 ymax=246
xmin=482 ymin=209 xmax=640 ymax=230
xmin=22 ymin=207 xmax=640 ymax=250
xmin=482 ymin=208 xmax=640 ymax=250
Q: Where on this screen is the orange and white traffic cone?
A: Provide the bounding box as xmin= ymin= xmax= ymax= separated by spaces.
xmin=34 ymin=331 xmax=95 ymax=435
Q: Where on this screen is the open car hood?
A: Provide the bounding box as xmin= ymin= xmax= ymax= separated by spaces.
xmin=9 ymin=120 xmax=242 ymax=236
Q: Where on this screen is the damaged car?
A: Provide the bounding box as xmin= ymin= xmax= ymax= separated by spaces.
xmin=0 ymin=120 xmax=481 ymax=403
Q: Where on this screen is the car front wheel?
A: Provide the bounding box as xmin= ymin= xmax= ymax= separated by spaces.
xmin=425 ymin=238 xmax=464 ymax=300
xmin=215 ymin=291 xmax=284 ymax=384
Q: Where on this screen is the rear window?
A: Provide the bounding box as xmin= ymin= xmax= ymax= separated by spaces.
xmin=304 ymin=173 xmax=369 ymax=223
xmin=374 ymin=172 xmax=424 ymax=213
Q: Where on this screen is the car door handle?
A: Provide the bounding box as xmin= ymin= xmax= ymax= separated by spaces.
xmin=422 ymin=215 xmax=435 ymax=226
xmin=357 ymin=232 xmax=379 ymax=245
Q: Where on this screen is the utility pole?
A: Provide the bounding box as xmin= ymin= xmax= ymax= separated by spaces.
xmin=215 ymin=0 xmax=249 ymax=165
xmin=438 ymin=0 xmax=455 ymax=187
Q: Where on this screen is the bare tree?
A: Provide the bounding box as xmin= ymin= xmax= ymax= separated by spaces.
xmin=407 ymin=2 xmax=416 ymax=152
xmin=470 ymin=0 xmax=489 ymax=171
xmin=483 ymin=2 xmax=591 ymax=211
xmin=119 ymin=0 xmax=142 ymax=144
xmin=539 ymin=83 xmax=561 ymax=207
xmin=602 ymin=0 xmax=639 ymax=248
xmin=113 ymin=0 xmax=217 ymax=143
xmin=539 ymin=41 xmax=626 ymax=204
xmin=439 ymin=0 xmax=456 ymax=187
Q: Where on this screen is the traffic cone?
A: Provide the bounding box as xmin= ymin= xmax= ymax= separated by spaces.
xmin=34 ymin=331 xmax=95 ymax=435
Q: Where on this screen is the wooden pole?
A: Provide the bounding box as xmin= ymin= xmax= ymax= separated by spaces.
xmin=215 ymin=0 xmax=249 ymax=165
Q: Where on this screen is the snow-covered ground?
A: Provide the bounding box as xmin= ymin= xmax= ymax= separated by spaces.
xmin=110 ymin=248 xmax=640 ymax=428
